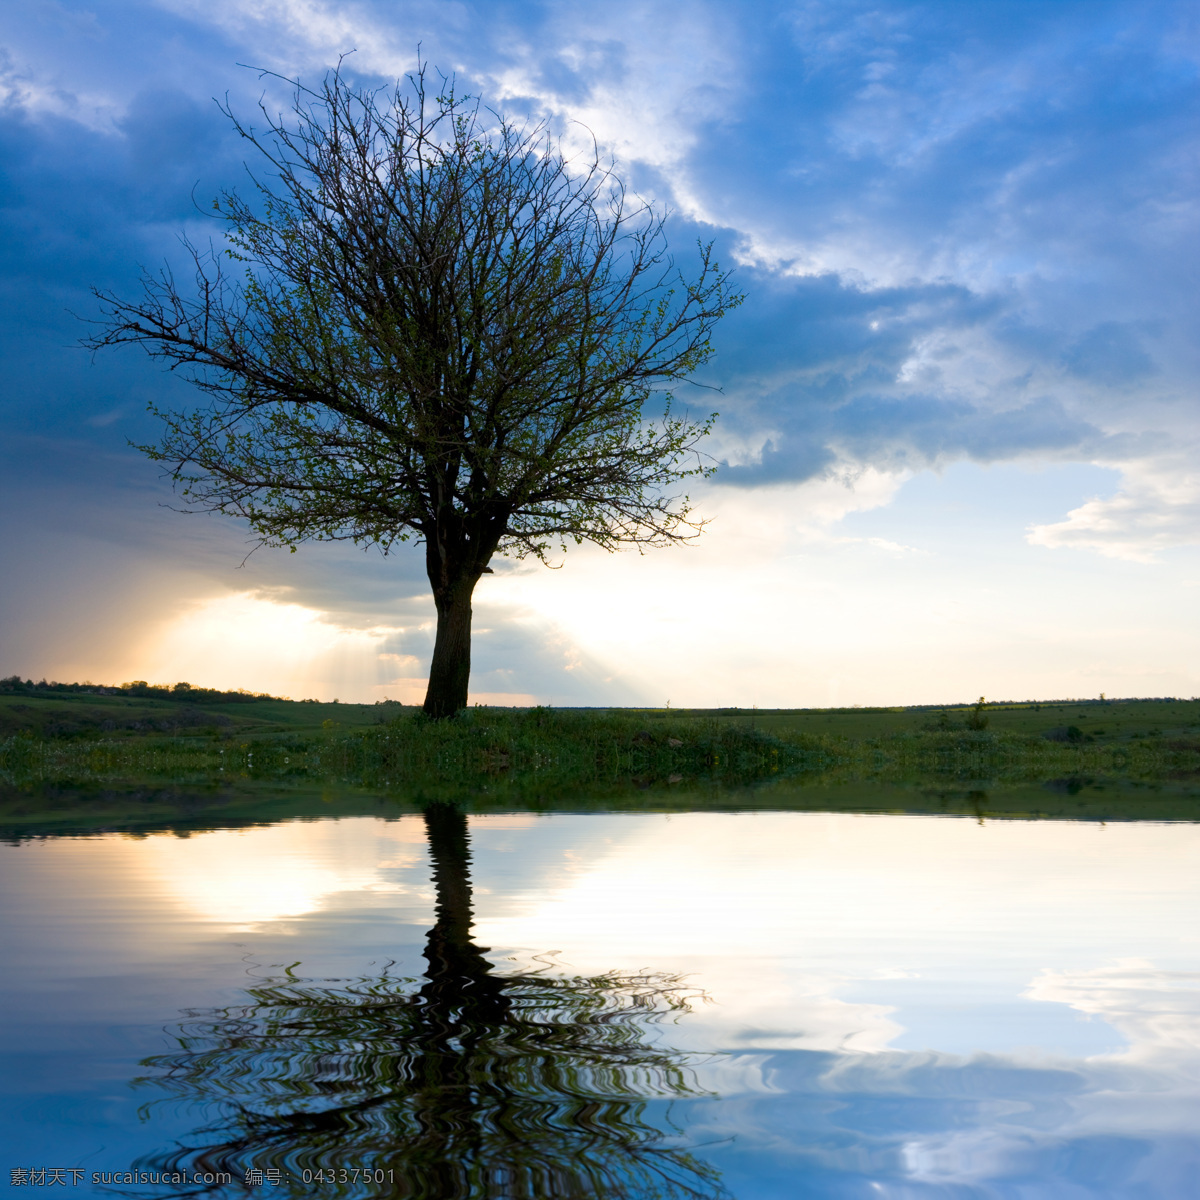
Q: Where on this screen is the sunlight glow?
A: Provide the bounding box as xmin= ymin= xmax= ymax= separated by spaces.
xmin=132 ymin=591 xmax=411 ymax=702
xmin=139 ymin=819 xmax=429 ymax=929
xmin=488 ymin=466 xmax=1200 ymax=707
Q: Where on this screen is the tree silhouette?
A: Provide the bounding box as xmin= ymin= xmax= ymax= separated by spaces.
xmin=131 ymin=804 xmax=727 ymax=1198
xmin=88 ymin=66 xmax=741 ymax=717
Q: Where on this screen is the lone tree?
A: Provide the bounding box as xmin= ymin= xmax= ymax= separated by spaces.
xmin=88 ymin=66 xmax=741 ymax=717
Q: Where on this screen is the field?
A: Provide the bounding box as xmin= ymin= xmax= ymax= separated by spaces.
xmin=3 ymin=682 xmax=1198 ymax=746
xmin=2 ymin=687 xmax=1199 ymax=798
xmin=631 ymin=696 xmax=1200 ymax=744
xmin=0 ymin=686 xmax=384 ymax=741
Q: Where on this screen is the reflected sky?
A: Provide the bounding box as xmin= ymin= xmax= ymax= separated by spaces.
xmin=123 ymin=805 xmax=726 ymax=1199
xmin=2 ymin=811 xmax=1198 ymax=1196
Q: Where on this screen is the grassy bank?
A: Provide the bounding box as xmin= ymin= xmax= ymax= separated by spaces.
xmin=2 ymin=683 xmax=1198 ymax=829
xmin=3 ymin=702 xmax=1197 ymax=793
xmin=2 ymin=755 xmax=1199 ymax=842
xmin=0 ymin=707 xmax=802 ymax=795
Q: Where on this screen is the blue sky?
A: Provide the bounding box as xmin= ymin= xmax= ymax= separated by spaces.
xmin=1 ymin=0 xmax=1197 ymax=704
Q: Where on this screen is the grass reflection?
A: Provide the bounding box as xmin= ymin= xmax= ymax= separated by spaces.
xmin=130 ymin=804 xmax=727 ymax=1199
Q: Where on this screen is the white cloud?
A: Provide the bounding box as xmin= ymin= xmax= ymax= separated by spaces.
xmin=0 ymin=45 xmax=125 ymax=132
xmin=148 ymin=0 xmax=742 ymax=198
xmin=152 ymin=0 xmax=445 ymax=78
xmin=1028 ymin=458 xmax=1200 ymax=561
xmin=473 ymin=0 xmax=743 ymax=231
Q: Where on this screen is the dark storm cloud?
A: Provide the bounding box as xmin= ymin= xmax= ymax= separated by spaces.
xmin=724 ymin=394 xmax=1107 ymax=487
xmin=0 ymin=88 xmax=248 ymax=446
xmin=695 ymin=0 xmax=1199 ymax=261
xmin=696 ymin=267 xmax=1110 ymax=484
xmin=1061 ymin=323 xmax=1158 ymax=386
xmin=665 ymin=0 xmax=1197 ymax=487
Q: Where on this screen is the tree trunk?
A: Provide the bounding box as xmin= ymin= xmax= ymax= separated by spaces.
xmin=422 ymin=505 xmax=505 ymax=719
xmin=423 ymin=572 xmax=477 ymax=718
xmin=419 ymin=802 xmax=509 ymax=1022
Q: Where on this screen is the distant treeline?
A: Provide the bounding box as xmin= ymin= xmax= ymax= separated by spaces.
xmin=0 ymin=676 xmax=290 ymax=704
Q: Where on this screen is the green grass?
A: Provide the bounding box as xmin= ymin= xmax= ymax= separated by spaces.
xmin=631 ymin=696 xmax=1200 ymax=744
xmin=3 ymin=701 xmax=1197 ymax=787
xmin=1 ymin=689 xmax=1197 ymax=834
xmin=0 ymin=707 xmax=804 ymax=796
xmin=3 ymin=688 xmax=1198 ymax=744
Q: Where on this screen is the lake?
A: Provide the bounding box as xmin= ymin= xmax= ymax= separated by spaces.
xmin=2 ymin=791 xmax=1198 ymax=1197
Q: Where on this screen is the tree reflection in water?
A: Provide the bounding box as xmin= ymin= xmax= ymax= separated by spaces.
xmin=133 ymin=805 xmax=727 ymax=1199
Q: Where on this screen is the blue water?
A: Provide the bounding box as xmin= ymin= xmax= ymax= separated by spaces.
xmin=2 ymin=807 xmax=1198 ymax=1197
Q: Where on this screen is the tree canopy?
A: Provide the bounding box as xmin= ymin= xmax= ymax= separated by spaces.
xmin=88 ymin=65 xmax=742 ymax=716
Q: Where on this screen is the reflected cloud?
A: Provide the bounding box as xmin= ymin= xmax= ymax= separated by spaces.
xmin=752 ymin=957 xmax=1200 ymax=1190
xmin=1028 ymin=959 xmax=1200 ymax=1061
xmin=141 ymin=820 xmax=426 ymax=929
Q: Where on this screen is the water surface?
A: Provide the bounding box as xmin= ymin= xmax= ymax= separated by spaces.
xmin=2 ymin=802 xmax=1198 ymax=1197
